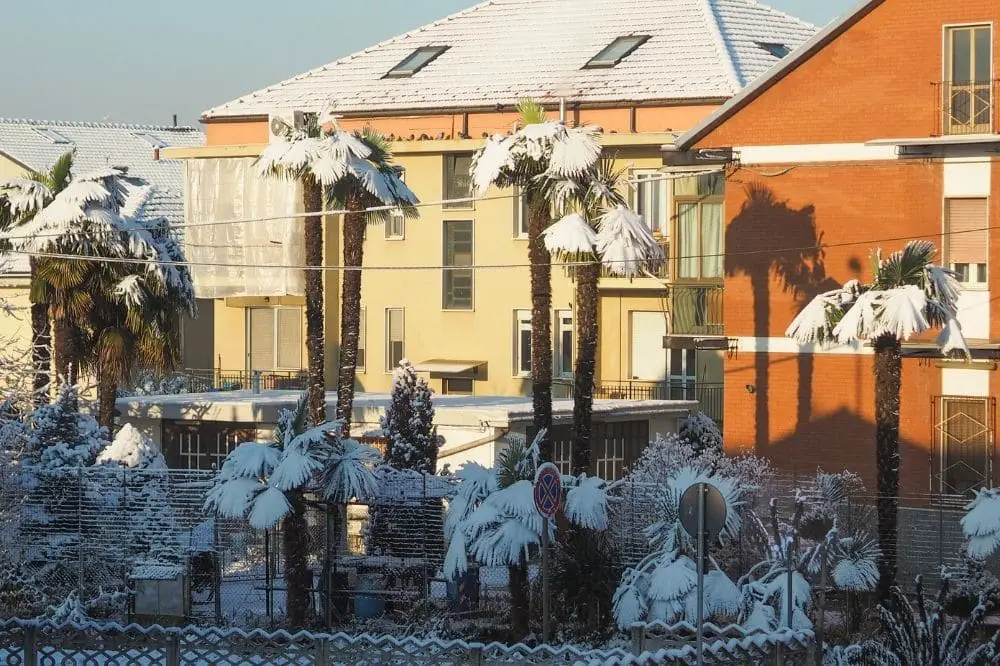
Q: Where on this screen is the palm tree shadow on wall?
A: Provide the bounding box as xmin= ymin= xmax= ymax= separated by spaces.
xmin=725 ymin=181 xmax=843 ymax=449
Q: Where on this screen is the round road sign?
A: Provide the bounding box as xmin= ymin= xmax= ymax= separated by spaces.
xmin=534 ymin=463 xmax=562 ymax=519
xmin=679 ymin=482 xmax=728 ymax=543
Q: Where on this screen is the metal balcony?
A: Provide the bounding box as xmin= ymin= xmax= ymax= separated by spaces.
xmin=936 ymin=80 xmax=999 ymax=136
xmin=670 ymin=284 xmax=724 ymax=337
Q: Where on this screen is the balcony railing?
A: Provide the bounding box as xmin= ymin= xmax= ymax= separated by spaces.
xmin=586 ymin=239 xmax=670 ymax=281
xmin=670 ymin=284 xmax=724 ymax=337
xmin=130 ymin=369 xmax=309 ymax=395
xmin=936 ymin=80 xmax=999 ymax=136
xmin=591 ymin=380 xmax=723 ymax=424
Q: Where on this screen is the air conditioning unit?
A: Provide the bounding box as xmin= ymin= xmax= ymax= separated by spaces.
xmin=268 ymin=110 xmax=308 ymax=143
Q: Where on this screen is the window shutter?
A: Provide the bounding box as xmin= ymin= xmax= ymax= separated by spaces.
xmin=249 ymin=308 xmax=275 ymax=371
xmin=276 ymin=308 xmax=302 ymax=369
xmin=389 ymin=309 xmax=404 ymax=342
xmin=947 ymin=198 xmax=988 ymax=264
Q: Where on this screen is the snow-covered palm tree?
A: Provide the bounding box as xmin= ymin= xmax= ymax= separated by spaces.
xmin=543 ymin=160 xmax=663 ymax=472
xmin=258 ymin=116 xmax=418 ymax=429
xmin=206 ymin=394 xmax=380 ymax=627
xmin=1 ymin=164 xmax=195 ymax=426
xmin=471 ymin=99 xmax=602 ymax=460
xmin=0 ymin=151 xmax=75 ymax=403
xmin=786 ymin=240 xmax=968 ymax=600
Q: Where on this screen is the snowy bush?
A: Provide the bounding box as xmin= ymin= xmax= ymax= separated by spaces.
xmin=676 ymin=412 xmax=723 ymax=455
xmin=96 ymin=424 xmax=166 ymax=469
xmin=26 ymin=384 xmax=107 ymax=474
xmin=612 ymin=466 xmax=878 ymax=633
xmin=827 ymin=576 xmax=1000 ymax=665
xmin=380 ymin=359 xmax=440 ymax=473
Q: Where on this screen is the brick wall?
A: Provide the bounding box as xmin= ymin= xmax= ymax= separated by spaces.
xmin=699 ymin=0 xmax=1000 ymax=147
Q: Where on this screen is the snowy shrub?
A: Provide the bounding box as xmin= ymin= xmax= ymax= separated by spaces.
xmin=552 ymin=526 xmax=623 ymax=636
xmin=96 ymin=424 xmax=166 ymax=469
xmin=39 ymin=588 xmax=127 ymax=623
xmin=612 ymin=466 xmax=878 ymax=633
xmin=829 ymin=577 xmax=1000 ymax=665
xmin=26 ymin=384 xmax=107 ymax=474
xmin=120 ymin=371 xmax=190 ymax=397
xmin=943 ymin=554 xmax=1000 ymax=617
xmin=380 ymin=359 xmax=440 ymax=473
xmin=676 ymin=413 xmax=723 ymax=455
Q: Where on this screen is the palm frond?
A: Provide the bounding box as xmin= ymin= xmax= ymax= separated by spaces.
xmin=517 ymin=98 xmax=548 ymax=126
xmin=874 ymin=240 xmax=936 ymax=289
xmin=48 ymin=151 xmax=76 ymax=194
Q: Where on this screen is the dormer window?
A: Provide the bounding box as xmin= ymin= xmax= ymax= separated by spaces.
xmin=385 ymin=46 xmax=449 ymax=78
xmin=133 ymin=132 xmax=167 ymax=149
xmin=583 ymin=35 xmax=650 ymax=69
xmin=32 ymin=127 xmax=72 ymax=144
xmin=756 ymin=42 xmax=790 ymax=58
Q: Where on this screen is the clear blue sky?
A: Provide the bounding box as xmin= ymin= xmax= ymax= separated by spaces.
xmin=1 ymin=0 xmax=858 ymax=128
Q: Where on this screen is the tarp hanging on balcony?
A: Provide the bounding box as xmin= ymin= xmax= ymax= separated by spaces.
xmin=184 ymin=157 xmax=305 ymax=298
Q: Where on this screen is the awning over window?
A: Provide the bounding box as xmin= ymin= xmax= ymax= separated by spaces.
xmin=413 ymin=360 xmax=486 ymax=375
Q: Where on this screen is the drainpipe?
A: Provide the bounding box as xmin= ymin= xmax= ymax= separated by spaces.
xmin=559 ymin=98 xmax=566 ymax=123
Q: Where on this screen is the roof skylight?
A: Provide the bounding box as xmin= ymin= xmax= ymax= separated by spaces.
xmin=32 ymin=127 xmax=72 ymax=144
xmin=133 ymin=132 xmax=167 ymax=149
xmin=385 ymin=46 xmax=450 ymax=78
xmin=756 ymin=42 xmax=790 ymax=58
xmin=583 ymin=35 xmax=650 ymax=69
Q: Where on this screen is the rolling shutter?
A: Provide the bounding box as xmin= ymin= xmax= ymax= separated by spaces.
xmin=947 ymin=198 xmax=988 ymax=264
xmin=249 ymin=308 xmax=275 ymax=371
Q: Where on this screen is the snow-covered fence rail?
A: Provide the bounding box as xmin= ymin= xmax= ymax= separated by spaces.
xmin=627 ymin=621 xmax=814 ymax=664
xmin=0 ymin=618 xmax=645 ymax=665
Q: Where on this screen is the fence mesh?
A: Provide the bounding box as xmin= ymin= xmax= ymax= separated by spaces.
xmin=0 ymin=457 xmax=997 ymax=637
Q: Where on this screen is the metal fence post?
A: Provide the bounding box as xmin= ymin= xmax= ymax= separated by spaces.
xmin=22 ymin=625 xmax=37 ymax=666
xmin=469 ymin=646 xmax=484 ymax=666
xmin=630 ymin=626 xmax=644 ymax=655
xmin=77 ymin=465 xmax=85 ymax=600
xmin=166 ymin=635 xmax=180 ymax=666
xmin=314 ymin=637 xmax=329 ymax=665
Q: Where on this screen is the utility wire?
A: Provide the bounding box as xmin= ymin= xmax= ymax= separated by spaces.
xmin=2 ymin=223 xmax=995 ymax=273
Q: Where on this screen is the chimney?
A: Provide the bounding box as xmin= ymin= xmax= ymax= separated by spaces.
xmin=172 ymin=114 xmax=178 ymax=127
xmin=152 ymin=147 xmax=160 ymax=161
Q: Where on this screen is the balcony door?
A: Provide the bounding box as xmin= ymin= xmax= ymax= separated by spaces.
xmin=630 ymin=312 xmax=667 ymax=381
xmin=946 ymin=25 xmax=993 ymax=134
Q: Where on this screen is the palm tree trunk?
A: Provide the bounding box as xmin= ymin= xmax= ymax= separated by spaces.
xmin=571 ymin=262 xmax=599 ymax=475
xmin=526 ymin=189 xmax=553 ymax=461
xmin=283 ymin=491 xmax=312 ymax=628
xmin=53 ymin=314 xmax=76 ymax=385
xmin=335 ymin=198 xmax=365 ymax=432
xmin=29 ymin=260 xmax=51 ymax=407
xmin=303 ymin=177 xmax=326 ymax=427
xmin=873 ymin=334 xmax=901 ymax=602
xmin=508 ymin=561 xmax=530 ymax=639
xmin=96 ymin=370 xmax=118 ymax=431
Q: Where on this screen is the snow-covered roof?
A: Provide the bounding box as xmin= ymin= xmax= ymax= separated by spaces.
xmin=117 ymin=390 xmax=696 ymax=428
xmin=0 ymin=119 xmax=205 ymax=274
xmin=202 ymin=0 xmax=816 ymax=120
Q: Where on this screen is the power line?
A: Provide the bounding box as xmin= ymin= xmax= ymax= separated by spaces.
xmin=3 ymin=223 xmax=995 ymax=273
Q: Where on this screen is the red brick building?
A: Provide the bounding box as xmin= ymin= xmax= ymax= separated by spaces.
xmin=671 ymin=0 xmax=1000 ymax=497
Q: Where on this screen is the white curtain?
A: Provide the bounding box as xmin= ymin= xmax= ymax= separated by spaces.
xmin=185 ymin=158 xmax=305 ymax=298
xmin=678 ymin=203 xmax=699 ymax=278
xmin=700 ymin=203 xmax=723 ymax=279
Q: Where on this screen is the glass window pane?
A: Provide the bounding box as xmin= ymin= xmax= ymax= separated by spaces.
xmin=669 ymin=348 xmax=682 ymax=373
xmin=975 ymin=27 xmax=992 ymax=82
xmin=444 ymin=154 xmax=473 ymax=209
xmin=699 ymin=172 xmax=725 ymax=196
xmin=677 ymin=203 xmax=699 ymax=278
xmin=561 ymin=329 xmax=573 ymax=374
xmin=674 ymin=176 xmax=699 ymax=198
xmin=952 ymin=28 xmax=972 ymax=83
xmin=444 ymin=269 xmax=474 ymax=309
xmin=701 ymin=203 xmax=724 ymax=278
xmin=685 ymin=349 xmax=697 ymax=378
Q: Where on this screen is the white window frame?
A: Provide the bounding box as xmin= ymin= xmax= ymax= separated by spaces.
xmin=385 ymin=307 xmax=405 ymax=373
xmin=942 ymin=23 xmax=995 ymax=133
xmin=554 ymin=310 xmax=574 ymax=379
xmin=514 ymin=309 xmax=532 ymax=377
xmin=443 ymin=219 xmax=475 ymax=310
xmin=247 ymin=306 xmax=303 ymax=372
xmin=632 ymin=169 xmax=670 ymax=236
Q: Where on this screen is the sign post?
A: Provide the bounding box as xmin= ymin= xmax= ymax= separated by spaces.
xmin=679 ymin=482 xmax=728 ymax=666
xmin=534 ymin=463 xmax=562 ymax=644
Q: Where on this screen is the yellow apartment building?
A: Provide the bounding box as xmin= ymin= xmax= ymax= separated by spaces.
xmin=165 ymin=0 xmax=816 ymax=420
